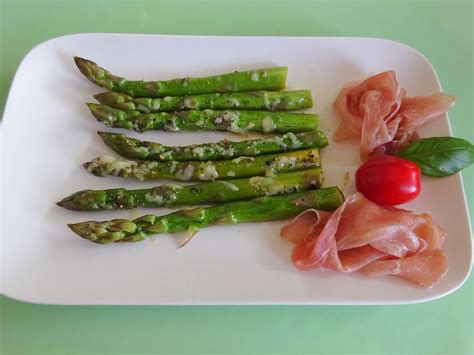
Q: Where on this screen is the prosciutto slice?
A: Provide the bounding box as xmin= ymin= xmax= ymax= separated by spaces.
xmin=280 ymin=193 xmax=448 ymax=287
xmin=360 ymin=250 xmax=448 ymax=287
xmin=397 ymin=93 xmax=456 ymax=134
xmin=333 ymin=71 xmax=455 ymax=160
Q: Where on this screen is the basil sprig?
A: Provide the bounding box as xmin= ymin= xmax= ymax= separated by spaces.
xmin=398 ymin=136 xmax=474 ymax=177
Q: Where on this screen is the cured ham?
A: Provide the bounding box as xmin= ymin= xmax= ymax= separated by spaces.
xmin=333 ymin=71 xmax=455 ymax=160
xmin=280 ymin=193 xmax=448 ymax=287
xmin=360 ymin=250 xmax=448 ymax=287
xmin=397 ymin=93 xmax=456 ymax=134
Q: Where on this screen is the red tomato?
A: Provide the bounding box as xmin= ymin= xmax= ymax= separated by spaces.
xmin=355 ymin=156 xmax=421 ymax=206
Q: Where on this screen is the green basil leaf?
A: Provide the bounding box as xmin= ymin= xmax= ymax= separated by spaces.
xmin=398 ymin=136 xmax=474 ymax=177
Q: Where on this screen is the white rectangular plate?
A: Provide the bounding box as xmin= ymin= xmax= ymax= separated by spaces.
xmin=1 ymin=34 xmax=471 ymax=305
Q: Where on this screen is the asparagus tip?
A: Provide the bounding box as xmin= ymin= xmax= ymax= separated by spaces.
xmin=86 ymin=103 xmax=105 ymax=121
xmin=96 ymin=131 xmax=114 ymax=145
xmin=86 ymin=103 xmax=98 ymax=115
xmin=73 ymin=56 xmax=93 ymax=76
xmin=73 ymin=56 xmax=83 ymax=65
xmin=73 ymin=56 xmax=94 ymax=66
xmin=67 ymin=223 xmax=91 ymax=241
xmin=68 ymin=222 xmax=99 ymax=242
xmin=56 ymin=198 xmax=77 ymax=211
xmin=67 ymin=223 xmax=81 ymax=235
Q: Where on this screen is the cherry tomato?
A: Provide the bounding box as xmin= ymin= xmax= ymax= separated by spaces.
xmin=355 ymin=156 xmax=421 ymax=206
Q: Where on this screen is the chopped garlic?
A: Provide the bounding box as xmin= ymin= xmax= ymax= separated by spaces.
xmin=263 ymin=93 xmax=271 ymax=110
xmin=198 ymin=163 xmax=219 ymax=180
xmin=134 ymin=162 xmax=157 ymax=180
xmin=270 ymin=98 xmax=281 ymax=109
xmin=262 ymin=116 xmax=276 ymax=133
xmin=228 ymin=98 xmax=240 ymax=107
xmin=229 ymin=120 xmax=242 ymax=133
xmin=249 ymin=176 xmax=272 ymax=186
xmin=159 ymin=151 xmax=173 ymax=160
xmin=249 ymin=176 xmax=274 ymax=192
xmin=179 ymin=164 xmax=195 ymax=181
xmin=183 ymin=97 xmax=194 ymax=109
xmin=168 ymin=161 xmax=179 ymax=174
xmin=286 ymin=132 xmax=302 ymax=148
xmin=271 ymin=135 xmax=286 ymax=148
xmin=248 ymin=176 xmax=291 ymax=195
xmin=192 ymin=146 xmax=205 ymax=158
xmin=232 ymin=156 xmax=255 ymax=164
xmin=164 ymin=118 xmax=180 ymax=132
xmin=163 ymin=183 xmax=183 ymax=191
xmin=136 ymin=104 xmax=150 ymax=113
xmin=96 ymin=155 xmax=117 ymax=164
xmin=223 ymin=112 xmax=238 ymax=121
xmin=109 ymin=159 xmax=137 ymax=175
xmin=217 ymin=181 xmax=239 ymax=191
xmin=274 ymin=156 xmax=297 ymax=170
xmin=145 ymin=192 xmax=164 ymax=204
xmin=224 ymin=147 xmax=235 ymax=156
xmin=151 ymin=99 xmax=161 ymax=110
xmin=250 ymin=71 xmax=260 ymax=82
xmin=215 ymin=145 xmax=235 ymax=156
xmin=263 ymin=156 xmax=298 ymax=176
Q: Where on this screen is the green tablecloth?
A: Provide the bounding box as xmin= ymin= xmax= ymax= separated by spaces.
xmin=1 ymin=1 xmax=472 ymax=354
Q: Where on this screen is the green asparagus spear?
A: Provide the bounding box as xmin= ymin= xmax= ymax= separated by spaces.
xmin=57 ymin=168 xmax=324 ymax=211
xmin=88 ymin=103 xmax=318 ymax=133
xmin=57 ymin=167 xmax=323 ymax=211
xmin=74 ymin=57 xmax=287 ymax=97
xmin=84 ymin=148 xmax=320 ymax=181
xmin=98 ymin=131 xmax=328 ymax=162
xmin=67 ymin=187 xmax=344 ymax=244
xmin=94 ymin=90 xmax=313 ymax=112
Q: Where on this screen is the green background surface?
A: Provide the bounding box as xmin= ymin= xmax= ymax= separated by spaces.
xmin=0 ymin=0 xmax=472 ymax=354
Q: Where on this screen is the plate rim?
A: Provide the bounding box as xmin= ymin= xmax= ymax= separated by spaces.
xmin=1 ymin=32 xmax=472 ymax=305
